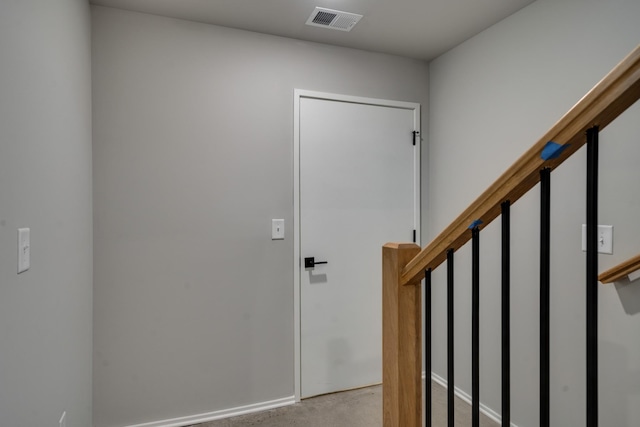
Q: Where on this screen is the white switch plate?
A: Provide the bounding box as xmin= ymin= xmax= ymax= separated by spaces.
xmin=581 ymin=224 xmax=613 ymax=254
xmin=628 ymin=270 xmax=640 ymax=282
xmin=18 ymin=228 xmax=30 ymax=274
xmin=272 ymin=219 xmax=285 ymax=240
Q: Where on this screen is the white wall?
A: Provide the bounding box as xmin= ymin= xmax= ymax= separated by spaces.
xmin=91 ymin=6 xmax=429 ymax=427
xmin=428 ymin=0 xmax=640 ymax=425
xmin=0 ymin=1 xmax=93 ymax=427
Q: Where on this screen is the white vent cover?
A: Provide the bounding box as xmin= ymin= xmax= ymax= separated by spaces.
xmin=306 ymin=7 xmax=363 ymax=32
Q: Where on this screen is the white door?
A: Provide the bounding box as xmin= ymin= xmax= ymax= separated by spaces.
xmin=295 ymin=92 xmax=420 ymax=399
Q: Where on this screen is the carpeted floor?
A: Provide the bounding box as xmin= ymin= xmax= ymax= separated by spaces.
xmin=192 ymin=381 xmax=499 ymax=426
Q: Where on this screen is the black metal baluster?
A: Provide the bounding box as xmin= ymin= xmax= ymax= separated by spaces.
xmin=540 ymin=168 xmax=551 ymax=427
xmin=425 ymin=268 xmax=432 ymax=427
xmin=502 ymin=201 xmax=511 ymax=427
xmin=586 ymin=127 xmax=599 ymax=427
xmin=447 ymin=249 xmax=455 ymax=427
xmin=472 ymin=227 xmax=480 ymax=427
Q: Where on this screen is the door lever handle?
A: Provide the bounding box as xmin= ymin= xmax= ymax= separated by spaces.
xmin=304 ymin=257 xmax=328 ymax=269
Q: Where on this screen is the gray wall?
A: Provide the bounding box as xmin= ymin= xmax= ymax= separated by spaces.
xmin=91 ymin=6 xmax=429 ymax=426
xmin=0 ymin=1 xmax=93 ymax=427
xmin=428 ymin=0 xmax=640 ymax=425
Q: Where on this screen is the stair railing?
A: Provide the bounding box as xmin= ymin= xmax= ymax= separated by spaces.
xmin=382 ymin=44 xmax=640 ymax=427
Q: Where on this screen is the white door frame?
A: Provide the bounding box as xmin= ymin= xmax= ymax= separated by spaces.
xmin=293 ymin=89 xmax=421 ymax=401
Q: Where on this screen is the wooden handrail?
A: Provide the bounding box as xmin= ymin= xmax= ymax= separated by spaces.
xmin=599 ymin=254 xmax=640 ymax=283
xmin=401 ymin=44 xmax=640 ymax=286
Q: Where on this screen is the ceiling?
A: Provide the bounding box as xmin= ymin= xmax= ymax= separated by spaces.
xmin=90 ymin=0 xmax=536 ymax=60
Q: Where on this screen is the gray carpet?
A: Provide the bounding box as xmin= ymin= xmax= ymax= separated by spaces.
xmin=192 ymin=382 xmax=499 ymax=426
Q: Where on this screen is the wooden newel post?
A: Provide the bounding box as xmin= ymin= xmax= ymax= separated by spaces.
xmin=383 ymin=242 xmax=422 ymax=427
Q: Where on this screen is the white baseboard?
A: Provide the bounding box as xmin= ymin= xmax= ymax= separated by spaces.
xmin=121 ymin=375 xmax=519 ymax=427
xmin=425 ymin=371 xmax=520 ymax=427
xmin=125 ymin=395 xmax=296 ymax=427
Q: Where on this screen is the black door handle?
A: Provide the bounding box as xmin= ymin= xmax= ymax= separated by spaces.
xmin=304 ymin=257 xmax=328 ymax=269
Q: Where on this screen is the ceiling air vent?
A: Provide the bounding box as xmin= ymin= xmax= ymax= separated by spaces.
xmin=306 ymin=7 xmax=363 ymax=32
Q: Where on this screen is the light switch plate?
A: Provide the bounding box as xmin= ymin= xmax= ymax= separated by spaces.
xmin=581 ymin=224 xmax=613 ymax=254
xmin=272 ymin=219 xmax=285 ymax=240
xmin=18 ymin=228 xmax=30 ymax=274
xmin=628 ymin=270 xmax=640 ymax=282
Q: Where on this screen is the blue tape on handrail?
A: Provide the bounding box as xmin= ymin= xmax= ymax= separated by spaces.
xmin=468 ymin=219 xmax=483 ymax=230
xmin=541 ymin=141 xmax=569 ymax=160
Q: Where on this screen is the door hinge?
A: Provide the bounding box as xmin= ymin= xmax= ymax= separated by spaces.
xmin=413 ymin=229 xmax=417 ymax=243
xmin=412 ymin=130 xmax=420 ymax=146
